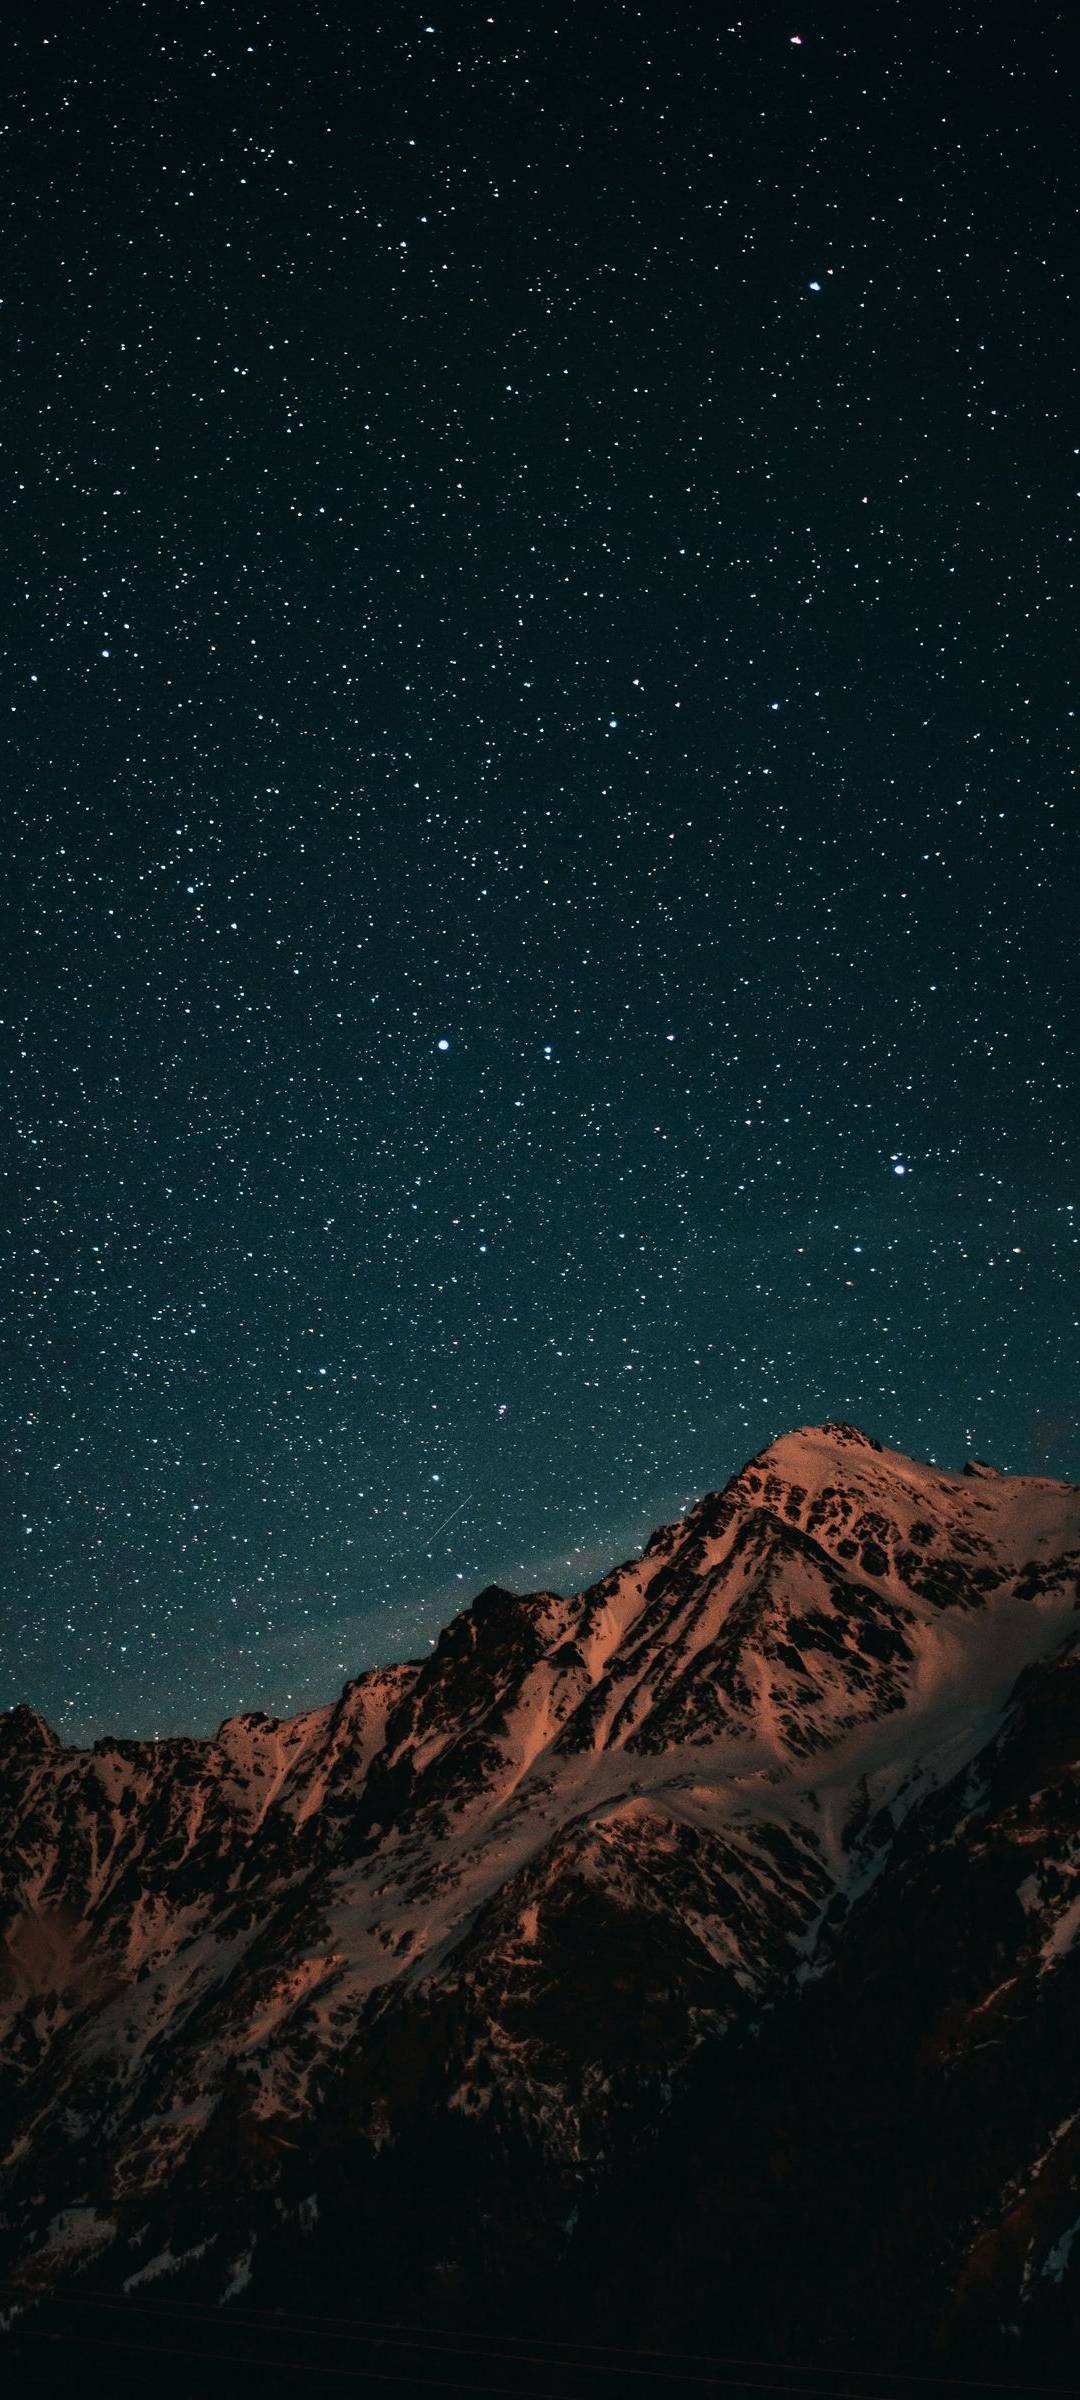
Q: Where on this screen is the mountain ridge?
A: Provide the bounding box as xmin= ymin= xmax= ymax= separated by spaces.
xmin=3 ymin=1421 xmax=1080 ymax=2382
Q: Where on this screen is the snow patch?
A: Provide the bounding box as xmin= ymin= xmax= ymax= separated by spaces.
xmin=124 ymin=2237 xmax=213 ymax=2292
xmin=1041 ymin=1886 xmax=1080 ymax=1969
xmin=223 ymin=2243 xmax=254 ymax=2299
xmin=39 ymin=2205 xmax=116 ymax=2260
xmin=1042 ymin=2218 xmax=1080 ymax=2284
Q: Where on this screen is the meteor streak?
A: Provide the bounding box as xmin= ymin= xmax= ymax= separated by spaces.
xmin=415 ymin=1493 xmax=474 ymax=1552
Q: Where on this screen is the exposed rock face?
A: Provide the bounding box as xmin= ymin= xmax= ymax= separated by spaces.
xmin=2 ymin=1423 xmax=1080 ymax=2380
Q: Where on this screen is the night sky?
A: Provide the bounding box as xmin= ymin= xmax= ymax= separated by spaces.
xmin=3 ymin=3 xmax=1077 ymax=1742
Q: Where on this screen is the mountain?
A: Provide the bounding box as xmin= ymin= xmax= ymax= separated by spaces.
xmin=2 ymin=1421 xmax=1080 ymax=2393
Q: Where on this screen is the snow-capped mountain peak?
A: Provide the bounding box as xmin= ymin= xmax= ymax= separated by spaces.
xmin=2 ymin=1426 xmax=1079 ymax=2360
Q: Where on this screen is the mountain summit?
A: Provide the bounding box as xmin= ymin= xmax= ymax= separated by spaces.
xmin=3 ymin=1424 xmax=1080 ymax=2383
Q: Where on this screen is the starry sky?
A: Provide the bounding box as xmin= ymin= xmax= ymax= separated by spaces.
xmin=3 ymin=1 xmax=1077 ymax=1742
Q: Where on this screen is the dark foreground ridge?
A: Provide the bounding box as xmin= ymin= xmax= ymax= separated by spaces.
xmin=3 ymin=1423 xmax=1080 ymax=2394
